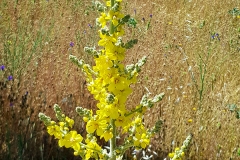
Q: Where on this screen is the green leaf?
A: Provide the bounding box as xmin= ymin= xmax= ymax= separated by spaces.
xmin=236 ymin=110 xmax=240 ymax=119
xmin=127 ymin=17 xmax=137 ymax=28
xmin=199 ymin=20 xmax=205 ymax=29
xmin=227 ymin=104 xmax=237 ymax=112
xmin=122 ymin=14 xmax=131 ymax=23
xmin=238 ymin=148 xmax=240 ymax=156
xmin=123 ymin=39 xmax=138 ymax=49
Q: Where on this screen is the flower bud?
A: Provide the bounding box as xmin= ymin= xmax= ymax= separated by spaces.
xmin=106 ymin=93 xmax=115 ymax=104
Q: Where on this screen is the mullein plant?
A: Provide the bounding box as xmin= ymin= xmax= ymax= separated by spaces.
xmin=39 ymin=0 xmax=164 ymax=159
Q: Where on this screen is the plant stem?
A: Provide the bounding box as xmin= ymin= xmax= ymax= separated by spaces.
xmin=109 ymin=0 xmax=117 ymax=159
xmin=109 ymin=119 xmax=116 ymax=160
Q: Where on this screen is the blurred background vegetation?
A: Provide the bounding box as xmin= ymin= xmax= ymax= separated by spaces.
xmin=0 ymin=0 xmax=240 ymax=159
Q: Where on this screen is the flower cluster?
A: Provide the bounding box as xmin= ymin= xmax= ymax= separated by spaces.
xmin=168 ymin=134 xmax=192 ymax=160
xmin=39 ymin=105 xmax=107 ymax=159
xmin=0 ymin=65 xmax=13 ymax=81
xmin=39 ymin=0 xmax=164 ymax=159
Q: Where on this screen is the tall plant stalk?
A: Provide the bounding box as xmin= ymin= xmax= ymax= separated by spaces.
xmin=39 ymin=0 xmax=164 ymax=159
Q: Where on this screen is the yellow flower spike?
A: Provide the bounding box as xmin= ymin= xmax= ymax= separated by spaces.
xmin=39 ymin=0 xmax=165 ymax=158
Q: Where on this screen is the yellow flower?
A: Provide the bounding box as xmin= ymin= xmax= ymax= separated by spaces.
xmin=106 ymin=0 xmax=111 ymax=6
xmin=85 ymin=140 xmax=102 ymax=160
xmin=65 ymin=116 xmax=74 ymax=128
xmin=98 ymin=33 xmax=116 ymax=47
xmin=168 ymin=152 xmax=174 ymax=158
xmin=108 ymin=75 xmax=130 ymax=93
xmin=107 ymin=10 xmax=124 ymax=26
xmin=114 ymin=25 xmax=125 ymax=37
xmin=98 ymin=104 xmax=119 ymax=119
xmin=59 ymin=122 xmax=65 ymax=128
xmin=105 ymin=45 xmax=126 ymax=61
xmin=47 ymin=125 xmax=61 ymax=139
xmin=181 ymin=152 xmax=185 ymax=156
xmin=133 ymin=133 xmax=150 ymax=149
xmin=98 ymin=12 xmax=108 ymax=27
xmin=101 ymin=130 xmax=113 ymax=141
xmin=73 ymin=143 xmax=82 ymax=156
xmin=86 ymin=118 xmax=107 ymax=136
xmin=188 ymin=119 xmax=193 ymax=123
xmin=58 ymin=131 xmax=83 ymax=148
xmin=115 ymin=115 xmax=129 ymax=127
xmin=83 ymin=116 xmax=89 ymax=122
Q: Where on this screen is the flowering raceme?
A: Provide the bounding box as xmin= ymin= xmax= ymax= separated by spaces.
xmin=39 ymin=0 xmax=164 ymax=159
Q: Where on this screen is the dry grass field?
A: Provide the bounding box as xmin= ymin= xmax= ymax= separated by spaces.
xmin=0 ymin=0 xmax=240 ymax=159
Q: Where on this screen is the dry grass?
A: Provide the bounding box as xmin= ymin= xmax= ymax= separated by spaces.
xmin=0 ymin=0 xmax=240 ymax=159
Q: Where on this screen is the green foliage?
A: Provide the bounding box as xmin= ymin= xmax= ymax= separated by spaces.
xmin=199 ymin=20 xmax=205 ymax=29
xmin=128 ymin=17 xmax=137 ymax=28
xmin=228 ymin=8 xmax=240 ymax=16
xmin=238 ymin=148 xmax=240 ymax=156
xmin=227 ymin=104 xmax=240 ymax=119
xmin=122 ymin=39 xmax=138 ymax=49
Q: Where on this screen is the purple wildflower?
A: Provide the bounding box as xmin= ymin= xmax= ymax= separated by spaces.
xmin=150 ymin=14 xmax=153 ymax=18
xmin=211 ymin=33 xmax=220 ymax=40
xmin=0 ymin=65 xmax=5 ymax=71
xmin=88 ymin=24 xmax=92 ymax=28
xmin=134 ymin=9 xmax=136 ymax=15
xmin=8 ymin=75 xmax=13 ymax=81
xmin=10 ymin=102 xmax=14 ymax=107
xmin=70 ymin=42 xmax=74 ymax=47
